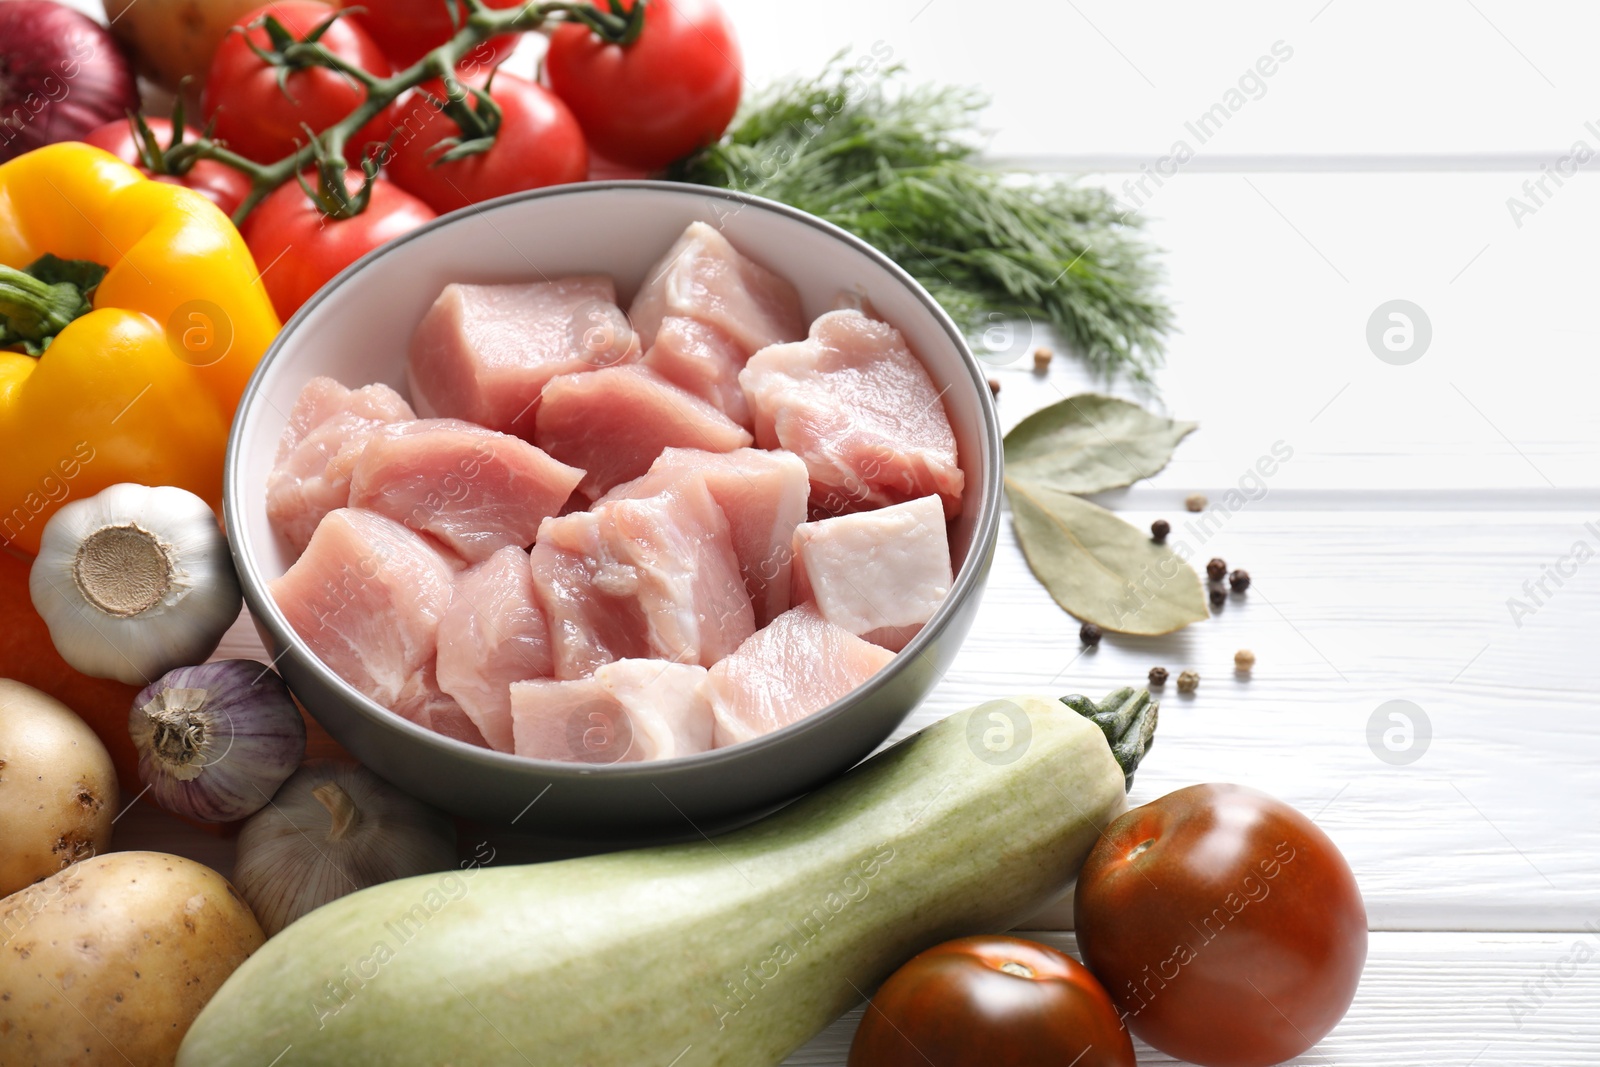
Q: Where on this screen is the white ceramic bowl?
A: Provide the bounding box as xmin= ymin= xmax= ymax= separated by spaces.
xmin=225 ymin=182 xmax=1002 ymax=841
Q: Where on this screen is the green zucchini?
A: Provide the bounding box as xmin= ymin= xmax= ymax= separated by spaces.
xmin=179 ymin=689 xmax=1157 ymax=1067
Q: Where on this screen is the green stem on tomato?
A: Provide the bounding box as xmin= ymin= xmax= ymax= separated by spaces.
xmin=295 ymin=45 xmax=387 ymax=90
xmin=170 ymin=0 xmax=646 ymax=228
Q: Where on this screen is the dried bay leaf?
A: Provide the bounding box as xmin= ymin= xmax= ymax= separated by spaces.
xmin=1005 ymin=478 xmax=1208 ymax=635
xmin=1002 ymin=393 xmax=1205 ymax=633
xmin=1004 ymin=394 xmax=1196 ymax=494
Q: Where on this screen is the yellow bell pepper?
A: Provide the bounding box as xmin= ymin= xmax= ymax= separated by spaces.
xmin=0 ymin=143 xmax=279 ymax=555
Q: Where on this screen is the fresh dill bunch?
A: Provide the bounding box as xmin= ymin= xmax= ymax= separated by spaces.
xmin=673 ymin=59 xmax=1173 ymax=387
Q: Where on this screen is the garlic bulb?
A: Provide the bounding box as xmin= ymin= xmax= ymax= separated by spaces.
xmin=130 ymin=660 xmax=307 ymax=823
xmin=29 ymin=483 xmax=242 ymax=685
xmin=234 ymin=762 xmax=457 ymax=935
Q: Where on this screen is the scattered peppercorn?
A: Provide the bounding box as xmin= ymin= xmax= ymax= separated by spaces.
xmin=1177 ymin=670 xmax=1200 ymax=694
xmin=1032 ymin=346 xmax=1054 ymax=372
xmin=1230 ymin=568 xmax=1251 ymax=593
xmin=1206 ymin=558 xmax=1227 ymax=581
xmin=1185 ymin=493 xmax=1207 ymax=512
xmin=1079 ymin=622 xmax=1102 ymax=647
xmin=1148 ymin=666 xmax=1168 ymax=686
xmin=1235 ymin=649 xmax=1256 ymax=672
xmin=987 ymin=376 xmax=1001 ymax=396
xmin=1151 ymin=519 xmax=1170 ymax=543
xmin=1209 ymin=586 xmax=1227 ymax=608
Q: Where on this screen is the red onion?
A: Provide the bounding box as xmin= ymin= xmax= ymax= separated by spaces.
xmin=0 ymin=1 xmax=139 ymax=162
xmin=130 ymin=660 xmax=308 ymax=823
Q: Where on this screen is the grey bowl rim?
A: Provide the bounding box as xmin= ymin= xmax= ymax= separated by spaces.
xmin=223 ymin=179 xmax=1004 ymax=780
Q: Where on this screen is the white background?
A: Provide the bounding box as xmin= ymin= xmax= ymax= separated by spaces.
xmin=63 ymin=0 xmax=1600 ymax=1063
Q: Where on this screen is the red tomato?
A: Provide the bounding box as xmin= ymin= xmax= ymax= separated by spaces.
xmin=242 ymin=170 xmax=436 ymax=318
xmin=202 ymin=1 xmax=396 ymax=164
xmin=341 ymin=0 xmax=526 ymax=70
xmin=385 ymin=70 xmax=587 ymax=213
xmin=848 ymin=936 xmax=1136 ymax=1067
xmin=82 ymin=118 xmax=254 ymax=216
xmin=1074 ymin=784 xmax=1367 ymax=1067
xmin=545 ymin=0 xmax=741 ymax=170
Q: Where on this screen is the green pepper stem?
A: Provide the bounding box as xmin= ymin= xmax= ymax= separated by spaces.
xmin=0 ymin=265 xmax=97 ymax=355
xmin=1062 ymin=687 xmax=1159 ymax=791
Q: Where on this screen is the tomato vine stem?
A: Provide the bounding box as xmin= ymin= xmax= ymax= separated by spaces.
xmin=165 ymin=0 xmax=645 ymax=226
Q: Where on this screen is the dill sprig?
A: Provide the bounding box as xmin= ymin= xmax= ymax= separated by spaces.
xmin=673 ymin=59 xmax=1173 ymax=387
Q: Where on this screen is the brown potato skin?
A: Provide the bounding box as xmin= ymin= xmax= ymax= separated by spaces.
xmin=0 ymin=679 xmax=117 ymax=897
xmin=0 ymin=851 xmax=266 ymax=1067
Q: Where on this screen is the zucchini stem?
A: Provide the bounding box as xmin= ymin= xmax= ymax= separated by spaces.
xmin=1061 ymin=688 xmax=1159 ymax=791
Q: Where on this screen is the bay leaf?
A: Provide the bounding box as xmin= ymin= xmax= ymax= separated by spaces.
xmin=1005 ymin=477 xmax=1208 ymax=635
xmin=1004 ymin=394 xmax=1197 ymax=494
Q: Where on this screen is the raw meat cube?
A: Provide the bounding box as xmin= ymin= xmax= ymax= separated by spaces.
xmin=739 ymin=309 xmax=965 ymax=518
xmin=265 ymin=377 xmax=415 ymax=554
xmin=511 ymin=675 xmax=631 ymax=764
xmin=398 ymin=665 xmax=489 ymax=748
xmin=406 ymin=276 xmax=640 ymax=436
xmin=436 ymin=546 xmax=553 ymax=752
xmin=528 ymin=541 xmax=652 ymax=680
xmin=602 ymin=447 xmax=808 ymax=627
xmin=534 ymin=365 xmax=752 ymax=500
xmin=790 ymin=495 xmax=952 ymax=651
xmin=589 ymin=661 xmax=713 ymax=760
xmin=533 ymin=476 xmax=755 ymax=677
xmin=628 ymin=221 xmax=806 ymax=355
xmin=640 ymin=316 xmax=753 ymax=429
xmin=602 ymin=478 xmax=754 ymax=665
xmin=348 ymin=418 xmax=583 ymax=565
xmin=267 ymin=508 xmax=456 ymax=723
xmin=705 ymin=604 xmax=895 ymax=748
xmin=509 ymin=660 xmax=714 ymax=763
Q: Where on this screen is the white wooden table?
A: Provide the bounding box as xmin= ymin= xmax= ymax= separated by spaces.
xmin=87 ymin=0 xmax=1600 ymax=1063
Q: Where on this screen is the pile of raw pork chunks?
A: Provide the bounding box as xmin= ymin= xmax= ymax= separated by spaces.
xmin=266 ymin=222 xmax=965 ymax=764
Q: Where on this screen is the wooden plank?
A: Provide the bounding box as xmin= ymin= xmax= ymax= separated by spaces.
xmin=783 ymin=931 xmax=1600 ymax=1066
xmin=929 ymin=507 xmax=1600 ymax=931
xmin=714 ymin=0 xmax=1600 ymax=160
xmin=961 ymin=169 xmax=1600 ymax=493
xmin=199 ymin=497 xmax=1599 ymax=931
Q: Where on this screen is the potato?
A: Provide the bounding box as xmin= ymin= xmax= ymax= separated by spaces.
xmin=0 ymin=852 xmax=266 ymax=1067
xmin=0 ymin=679 xmax=117 ymax=898
xmin=102 ymin=0 xmax=266 ymax=93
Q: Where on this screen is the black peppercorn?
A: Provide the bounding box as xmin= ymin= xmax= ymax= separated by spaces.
xmin=1079 ymin=622 xmax=1102 ymax=647
xmin=1148 ymin=666 xmax=1168 ymax=686
xmin=1209 ymin=586 xmax=1227 ymax=608
xmin=1230 ymin=568 xmax=1251 ymax=593
xmin=1151 ymin=519 xmax=1170 ymax=543
xmin=1206 ymin=557 xmax=1227 ymax=581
